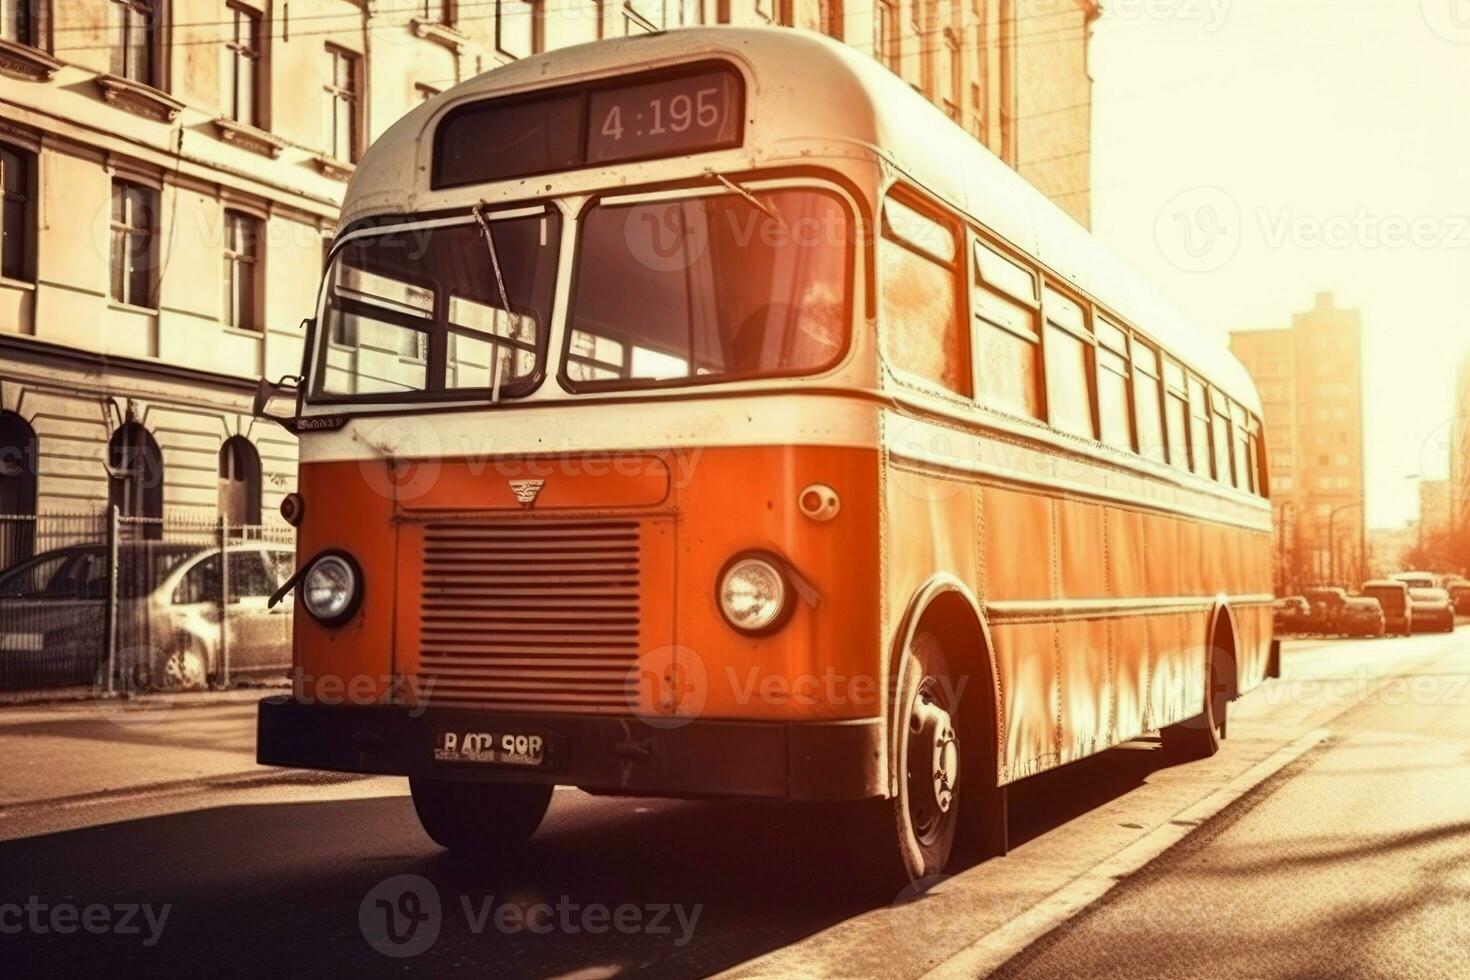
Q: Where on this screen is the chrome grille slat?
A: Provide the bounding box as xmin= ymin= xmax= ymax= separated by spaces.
xmin=417 ymin=519 xmax=643 ymax=713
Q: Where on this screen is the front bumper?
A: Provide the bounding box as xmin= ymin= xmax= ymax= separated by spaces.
xmin=257 ymin=697 xmax=885 ymax=802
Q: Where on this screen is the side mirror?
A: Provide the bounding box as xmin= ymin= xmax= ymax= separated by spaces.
xmin=253 ymin=374 xmax=301 ymax=428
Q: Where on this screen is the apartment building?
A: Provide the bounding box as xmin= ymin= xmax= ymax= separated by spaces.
xmin=0 ymin=0 xmax=1097 ymax=537
xmin=1230 ymin=293 xmax=1367 ymax=590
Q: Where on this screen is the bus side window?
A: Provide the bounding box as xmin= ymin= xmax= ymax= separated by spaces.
xmin=1041 ymin=285 xmax=1096 ymax=440
xmin=1230 ymin=401 xmax=1253 ymax=493
xmin=1130 ymin=336 xmax=1165 ymax=464
xmin=1187 ymin=375 xmax=1212 ymax=479
xmin=879 ymin=195 xmax=970 ymax=397
xmin=972 ymin=239 xmax=1042 ymax=418
xmin=1250 ymin=416 xmax=1269 ymax=497
xmin=1209 ymin=388 xmax=1234 ymax=486
xmin=1093 ymin=315 xmax=1132 ymax=450
xmin=1162 ymin=357 xmax=1190 ymax=471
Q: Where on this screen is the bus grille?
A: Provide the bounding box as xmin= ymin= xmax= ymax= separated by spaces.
xmin=417 ymin=520 xmax=642 ymax=712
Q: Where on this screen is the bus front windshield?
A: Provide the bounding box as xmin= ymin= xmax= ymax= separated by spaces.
xmin=310 ymin=209 xmax=560 ymax=402
xmin=563 ymin=189 xmax=850 ymax=390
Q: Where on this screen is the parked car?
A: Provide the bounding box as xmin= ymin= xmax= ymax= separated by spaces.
xmin=1361 ymin=579 xmax=1413 ymax=636
xmin=1408 ymin=588 xmax=1456 ymax=634
xmin=1338 ymin=597 xmax=1386 ymax=638
xmin=1448 ymin=582 xmax=1470 ymax=616
xmin=1390 ymin=571 xmax=1438 ymax=590
xmin=1302 ymin=586 xmax=1350 ymax=634
xmin=1272 ymin=596 xmax=1312 ymax=634
xmin=0 ymin=542 xmax=293 ymax=691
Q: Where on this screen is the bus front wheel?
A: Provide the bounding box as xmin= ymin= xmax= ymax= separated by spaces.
xmin=873 ymin=631 xmax=964 ymax=882
xmin=409 ymin=778 xmax=553 ymax=852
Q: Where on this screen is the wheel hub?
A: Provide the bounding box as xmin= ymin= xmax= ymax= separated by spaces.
xmin=912 ymin=695 xmax=959 ymax=815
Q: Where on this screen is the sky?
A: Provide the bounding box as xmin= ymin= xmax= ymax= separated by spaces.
xmin=1084 ymin=0 xmax=1470 ymax=528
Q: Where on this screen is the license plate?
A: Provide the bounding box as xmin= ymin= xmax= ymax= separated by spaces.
xmin=432 ymin=730 xmax=548 ymax=768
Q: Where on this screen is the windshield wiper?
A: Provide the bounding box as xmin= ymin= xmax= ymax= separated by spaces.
xmin=704 ymin=169 xmax=784 ymax=226
xmin=471 ymin=201 xmax=515 ymax=403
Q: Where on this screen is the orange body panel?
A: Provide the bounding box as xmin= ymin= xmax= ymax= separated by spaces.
xmin=291 ymin=446 xmax=882 ymax=724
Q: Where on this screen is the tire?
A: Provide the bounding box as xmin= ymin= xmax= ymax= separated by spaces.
xmin=1161 ymin=640 xmax=1229 ymax=760
xmin=864 ymin=631 xmax=967 ymax=883
xmin=409 ymin=778 xmax=553 ymax=852
xmin=156 ymin=643 xmax=209 ymax=691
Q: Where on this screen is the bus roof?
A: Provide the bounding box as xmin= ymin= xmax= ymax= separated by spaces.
xmin=344 ymin=26 xmax=1261 ymax=416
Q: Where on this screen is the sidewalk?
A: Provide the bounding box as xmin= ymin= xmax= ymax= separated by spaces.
xmin=0 ymin=690 xmax=277 ymax=811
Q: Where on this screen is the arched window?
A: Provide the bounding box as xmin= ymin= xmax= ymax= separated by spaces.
xmin=218 ymin=436 xmax=262 ymax=526
xmin=108 ymin=422 xmax=164 ymax=535
xmin=0 ymin=411 xmax=38 ymax=566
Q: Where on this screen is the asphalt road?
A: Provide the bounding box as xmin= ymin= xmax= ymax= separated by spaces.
xmin=2 ymin=628 xmax=1466 ymax=978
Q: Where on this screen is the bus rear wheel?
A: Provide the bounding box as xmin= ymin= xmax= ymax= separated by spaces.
xmin=408 ymin=778 xmax=553 ymax=852
xmin=1161 ymin=642 xmax=1230 ymax=760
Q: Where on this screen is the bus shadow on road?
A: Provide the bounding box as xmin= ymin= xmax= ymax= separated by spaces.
xmin=0 ymin=738 xmax=1191 ymax=977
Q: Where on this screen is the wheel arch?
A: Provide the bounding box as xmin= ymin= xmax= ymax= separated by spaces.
xmin=889 ymin=574 xmax=1004 ymax=797
xmin=1207 ymin=598 xmax=1241 ymax=701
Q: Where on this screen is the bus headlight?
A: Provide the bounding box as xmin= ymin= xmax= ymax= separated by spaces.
xmin=717 ymin=553 xmax=794 ymax=635
xmin=301 ymin=552 xmax=362 ymax=626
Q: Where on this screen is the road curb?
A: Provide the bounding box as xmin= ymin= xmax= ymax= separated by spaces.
xmin=920 ymin=727 xmax=1333 ymax=979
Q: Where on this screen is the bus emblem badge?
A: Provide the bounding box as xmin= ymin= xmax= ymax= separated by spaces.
xmin=509 ymin=479 xmax=545 ymax=507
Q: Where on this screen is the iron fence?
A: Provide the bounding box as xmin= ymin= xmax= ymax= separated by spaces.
xmin=0 ymin=509 xmax=296 ymax=696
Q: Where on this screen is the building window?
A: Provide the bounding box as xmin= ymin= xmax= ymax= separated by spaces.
xmin=497 ymin=0 xmax=541 ymax=59
xmin=224 ymin=3 xmax=262 ymax=127
xmin=1 ymin=0 xmax=41 ymax=46
xmin=222 ymin=210 xmax=260 ymax=331
xmin=998 ymin=0 xmax=1016 ymax=164
xmin=323 ymin=45 xmax=360 ymax=162
xmin=819 ymin=0 xmax=843 ymax=38
xmin=420 ymin=0 xmax=454 ymax=23
xmin=0 ymin=144 xmax=35 ymax=283
xmin=918 ymin=1 xmax=935 ymax=97
xmin=971 ymin=0 xmax=987 ymax=138
xmin=0 ymin=411 xmax=38 ymax=566
xmin=110 ymin=180 xmax=157 ymax=309
xmin=218 ymin=436 xmax=262 ymax=525
xmin=875 ymin=0 xmax=899 ymax=72
xmin=943 ymin=27 xmax=962 ymax=122
xmin=108 ymin=421 xmax=164 ymax=532
xmin=109 ymin=0 xmax=157 ymax=86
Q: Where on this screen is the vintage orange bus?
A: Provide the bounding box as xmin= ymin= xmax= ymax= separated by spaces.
xmin=255 ymin=27 xmax=1278 ymax=881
